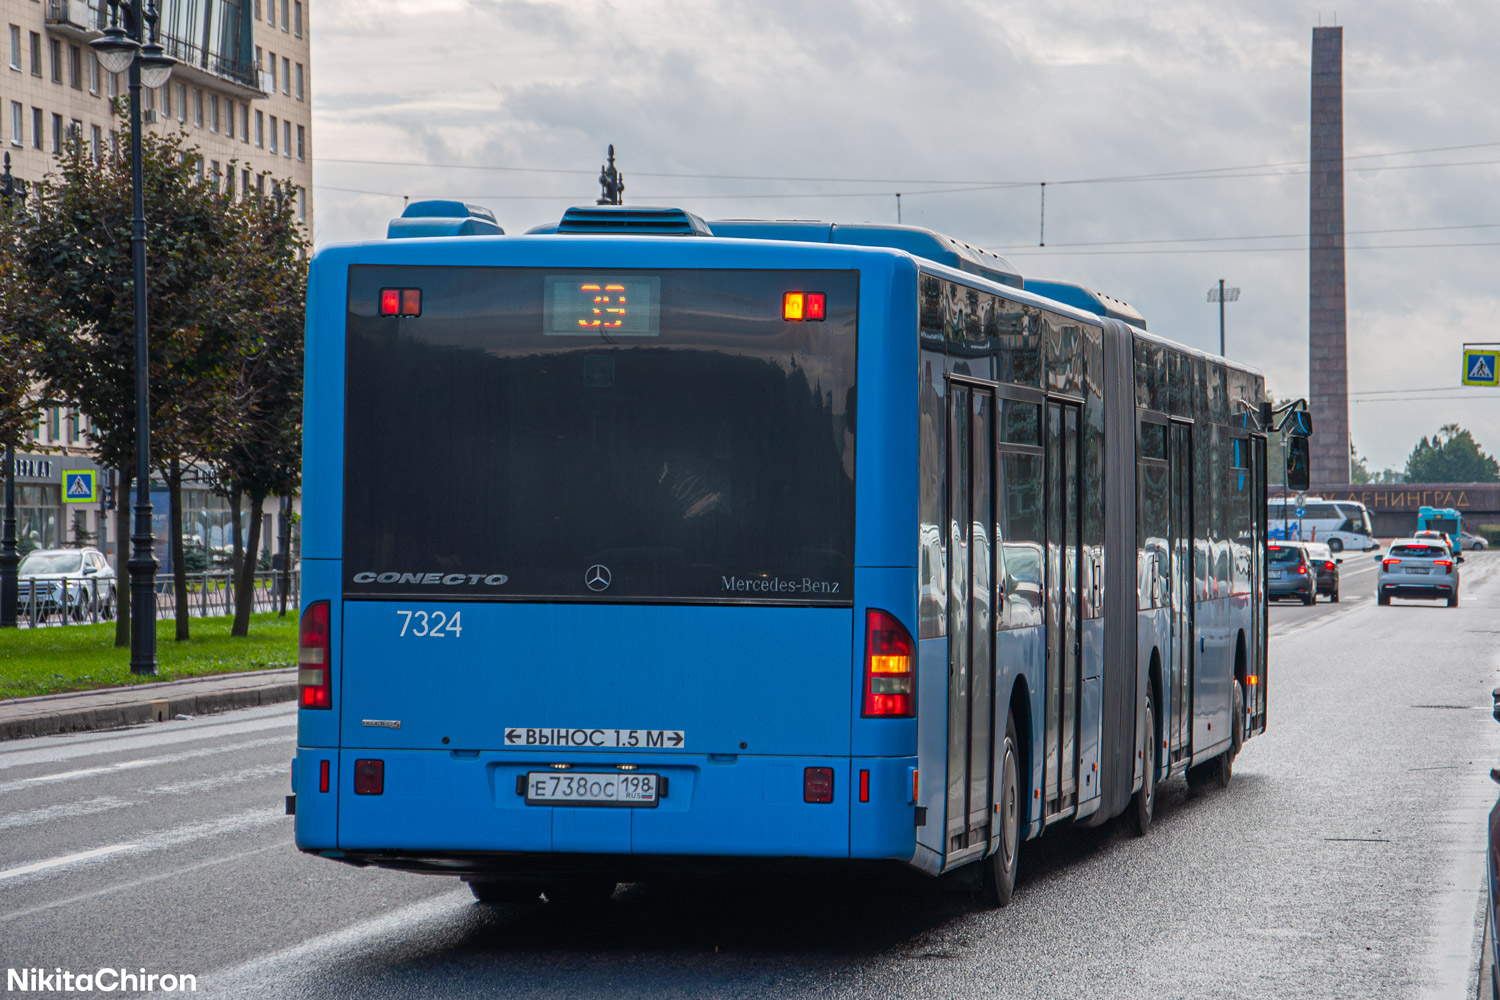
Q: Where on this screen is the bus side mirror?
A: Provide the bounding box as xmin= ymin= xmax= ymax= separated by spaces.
xmin=1285 ymin=437 xmax=1310 ymax=492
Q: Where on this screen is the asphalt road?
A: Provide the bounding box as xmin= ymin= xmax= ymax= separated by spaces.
xmin=2 ymin=553 xmax=1497 ymax=999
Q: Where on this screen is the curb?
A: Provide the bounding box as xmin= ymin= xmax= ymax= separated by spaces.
xmin=0 ymin=668 xmax=298 ymax=741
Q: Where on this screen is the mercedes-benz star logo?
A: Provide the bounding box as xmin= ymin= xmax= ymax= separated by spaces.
xmin=584 ymin=564 xmax=612 ymax=592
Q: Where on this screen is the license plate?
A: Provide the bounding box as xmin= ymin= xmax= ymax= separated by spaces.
xmin=1269 ymin=571 xmax=1283 ymax=580
xmin=524 ymin=771 xmax=660 ymax=807
xmin=1406 ymin=567 xmax=1429 ymax=575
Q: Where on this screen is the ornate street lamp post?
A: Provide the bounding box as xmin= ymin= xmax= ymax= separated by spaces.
xmin=0 ymin=153 xmax=28 ymax=630
xmin=92 ymin=1 xmax=174 ymax=674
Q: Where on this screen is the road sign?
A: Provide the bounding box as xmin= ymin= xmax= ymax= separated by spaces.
xmin=1464 ymin=349 xmax=1499 ymax=387
xmin=62 ymin=470 xmax=97 ymax=504
xmin=1295 ymin=507 xmax=1306 ymax=519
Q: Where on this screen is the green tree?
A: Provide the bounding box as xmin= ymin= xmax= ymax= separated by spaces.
xmin=1350 ymin=442 xmax=1370 ymax=484
xmin=1404 ymin=424 xmax=1500 ymax=483
xmin=208 ymin=189 xmax=305 ymax=637
xmin=17 ymin=118 xmax=264 ymax=644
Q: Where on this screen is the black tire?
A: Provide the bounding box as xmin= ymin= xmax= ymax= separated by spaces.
xmin=1301 ymin=587 xmax=1315 ymax=606
xmin=1328 ymin=538 xmax=1343 ymax=553
xmin=1131 ymin=690 xmax=1156 ymax=836
xmin=101 ymin=587 xmax=116 ymax=621
xmin=1230 ymin=681 xmax=1245 ymax=758
xmin=1330 ymin=586 xmax=1339 ymax=604
xmin=467 ymin=879 xmax=544 ymax=905
xmin=1448 ymin=590 xmax=1459 ymax=608
xmin=980 ymin=712 xmax=1021 ymax=907
xmin=1186 ymin=750 xmax=1232 ymax=791
xmin=1377 ymin=590 xmax=1390 ymax=606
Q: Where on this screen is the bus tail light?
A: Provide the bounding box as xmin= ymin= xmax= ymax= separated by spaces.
xmin=804 ymin=767 xmax=834 ymax=803
xmin=299 ymin=601 xmax=332 ymax=709
xmin=863 ymin=609 xmax=915 ymax=717
xmin=354 ymin=759 xmax=384 ymax=795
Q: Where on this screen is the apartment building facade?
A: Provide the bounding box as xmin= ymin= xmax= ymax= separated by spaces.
xmin=5 ymin=0 xmax=311 ymax=568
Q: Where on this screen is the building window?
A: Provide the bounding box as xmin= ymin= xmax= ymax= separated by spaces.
xmin=109 ymin=129 xmax=118 ymax=159
xmin=296 ymin=124 xmax=304 ymax=161
xmin=29 ymin=32 xmax=41 ymax=77
xmin=193 ymin=89 xmax=203 ymax=127
xmin=294 ymin=1 xmax=303 ymax=36
xmin=210 ymin=94 xmax=219 ymax=132
xmin=283 ymin=119 xmax=290 ymax=157
xmin=68 ymin=118 xmax=81 ymax=153
xmin=142 ymin=85 xmax=153 ymax=113
xmin=108 ymin=71 xmax=118 ymax=99
xmin=50 ymin=113 xmax=61 ymax=153
xmin=175 ymin=83 xmax=186 ymax=121
xmin=89 ymin=52 xmax=99 ymax=93
xmin=282 ymin=0 xmax=290 ymax=31
xmin=255 ymin=45 xmax=262 ymax=70
xmin=269 ymin=115 xmax=277 ymax=153
xmin=242 ymin=167 xmax=250 ymax=194
xmin=210 ymin=159 xmax=219 ymax=189
xmin=90 ymin=123 xmax=101 ymax=164
xmin=68 ymin=44 xmax=80 ymax=89
xmin=267 ymin=0 xmax=275 ymax=27
xmin=298 ymin=186 xmax=305 ymax=222
xmin=240 ymin=104 xmax=248 ymax=142
xmin=268 ymin=53 xmax=276 ymax=93
xmin=256 ymin=172 xmax=265 ymax=195
xmin=8 ymin=25 xmax=18 ymax=71
xmin=49 ymin=38 xmax=61 ymax=84
xmin=282 ymin=56 xmax=290 ymax=95
xmin=10 ymin=103 xmax=20 ymax=146
xmin=255 ymin=109 xmax=263 ymax=147
xmin=295 ymin=62 xmax=304 ymax=101
xmin=30 ymin=107 xmax=39 ymax=149
xmin=225 ymin=100 xmax=234 ymax=138
xmin=254 ymin=0 xmax=262 ymax=18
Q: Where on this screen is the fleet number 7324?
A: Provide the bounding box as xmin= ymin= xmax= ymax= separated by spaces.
xmin=396 ymin=610 xmax=462 ymax=637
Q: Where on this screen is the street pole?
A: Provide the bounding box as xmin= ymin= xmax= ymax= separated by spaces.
xmin=277 ymin=495 xmax=291 ymax=617
xmin=125 ymin=38 xmax=157 ymax=674
xmin=95 ymin=0 xmax=174 ymax=674
xmin=1218 ymin=278 xmax=1226 ymax=357
xmin=0 ymin=153 xmax=25 ymax=630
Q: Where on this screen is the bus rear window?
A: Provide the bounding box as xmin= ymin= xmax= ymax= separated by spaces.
xmin=342 ymin=265 xmax=858 ymax=604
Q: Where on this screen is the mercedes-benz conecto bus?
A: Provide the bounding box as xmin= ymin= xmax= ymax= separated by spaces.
xmin=290 ymin=202 xmax=1270 ymax=907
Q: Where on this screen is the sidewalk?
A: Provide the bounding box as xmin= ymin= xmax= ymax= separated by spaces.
xmin=0 ymin=668 xmax=298 ymax=741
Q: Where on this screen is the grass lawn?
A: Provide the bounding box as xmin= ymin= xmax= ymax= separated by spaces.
xmin=0 ymin=613 xmax=298 ymax=701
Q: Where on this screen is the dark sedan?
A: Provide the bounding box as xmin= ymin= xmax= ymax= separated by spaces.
xmin=1267 ymin=543 xmax=1316 ymax=605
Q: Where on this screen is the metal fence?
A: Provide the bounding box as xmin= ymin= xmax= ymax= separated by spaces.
xmin=11 ymin=571 xmax=300 ymax=629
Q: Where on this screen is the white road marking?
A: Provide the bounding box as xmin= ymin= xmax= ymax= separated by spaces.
xmin=143 ymin=762 xmax=286 ymax=796
xmin=0 ymin=796 xmax=135 ymax=832
xmin=0 ymin=844 xmax=136 ymax=881
xmin=0 ymin=710 xmax=295 ymax=771
xmin=0 ymin=807 xmax=287 ymax=887
xmin=0 ymin=736 xmax=291 ymax=795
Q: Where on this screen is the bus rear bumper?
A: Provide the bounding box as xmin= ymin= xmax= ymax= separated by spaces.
xmin=295 ymin=748 xmax=920 ymax=870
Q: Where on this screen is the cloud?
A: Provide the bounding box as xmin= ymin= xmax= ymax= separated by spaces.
xmin=309 ymin=0 xmax=1500 ymax=470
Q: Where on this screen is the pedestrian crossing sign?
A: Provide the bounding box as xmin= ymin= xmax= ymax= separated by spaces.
xmin=62 ymin=470 xmax=97 ymax=504
xmin=1464 ymin=349 xmax=1499 ymax=387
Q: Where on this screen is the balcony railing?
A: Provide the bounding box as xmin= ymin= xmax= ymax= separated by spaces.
xmin=45 ymin=0 xmax=106 ymax=32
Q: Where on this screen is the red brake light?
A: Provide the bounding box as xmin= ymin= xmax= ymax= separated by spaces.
xmin=299 ymin=601 xmax=332 ymax=709
xmin=1325 ymin=561 xmax=1335 ymax=570
xmin=783 ymin=291 xmax=805 ymax=321
xmin=354 ymin=759 xmax=384 ymax=796
xmin=379 ymin=288 xmax=400 ymax=315
xmin=1383 ymin=557 xmax=1401 ymax=567
xmin=863 ymin=609 xmax=915 ymax=717
xmin=803 ymin=767 xmax=834 ymax=804
xmin=379 ymin=288 xmax=421 ymax=317
xmin=805 ymin=292 xmax=826 ymax=321
xmin=1296 ymin=565 xmax=1308 ymax=575
xmin=1268 ymin=545 xmax=1281 ymax=551
xmin=1433 ymin=559 xmax=1453 ymax=569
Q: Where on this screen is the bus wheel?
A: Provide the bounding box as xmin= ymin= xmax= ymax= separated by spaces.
xmin=1328 ymin=538 xmax=1343 ymax=553
xmin=467 ymin=878 xmax=544 ymax=905
xmin=1188 ymin=748 xmax=1233 ymax=791
xmin=980 ymin=712 xmax=1021 ymax=908
xmin=1131 ymin=691 xmax=1156 ymax=837
xmin=1230 ymin=682 xmax=1245 ymax=759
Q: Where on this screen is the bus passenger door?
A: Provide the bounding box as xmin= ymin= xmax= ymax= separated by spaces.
xmin=1044 ymin=400 xmax=1081 ymax=815
xmin=945 ymin=385 xmax=995 ymax=853
xmin=1167 ymin=420 xmax=1194 ymax=762
xmin=1249 ymin=434 xmax=1268 ymax=733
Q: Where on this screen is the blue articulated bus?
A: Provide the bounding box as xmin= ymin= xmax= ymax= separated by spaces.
xmin=291 ymin=202 xmax=1270 ymax=905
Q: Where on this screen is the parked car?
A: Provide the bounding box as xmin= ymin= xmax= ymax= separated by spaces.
xmin=1267 ymin=542 xmax=1316 ymax=606
xmin=16 ymin=547 xmax=116 ymax=621
xmin=1303 ymin=541 xmax=1342 ymax=602
xmin=1375 ymin=538 xmax=1461 ymax=607
xmin=1460 ymin=530 xmax=1489 ymax=551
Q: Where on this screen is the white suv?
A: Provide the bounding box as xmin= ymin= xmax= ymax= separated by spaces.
xmin=1376 ymin=539 xmax=1461 ymax=607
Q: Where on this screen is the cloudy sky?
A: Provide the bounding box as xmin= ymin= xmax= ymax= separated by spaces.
xmin=309 ymin=0 xmax=1500 ymax=473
